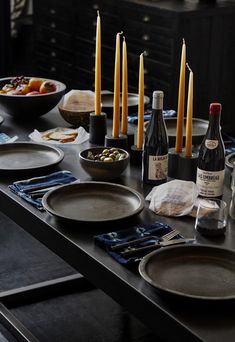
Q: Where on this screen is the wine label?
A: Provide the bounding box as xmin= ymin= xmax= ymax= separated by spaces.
xmin=205 ymin=139 xmax=218 ymax=149
xmin=148 ymin=154 xmax=168 ymax=180
xmin=196 ymin=168 xmax=225 ymax=197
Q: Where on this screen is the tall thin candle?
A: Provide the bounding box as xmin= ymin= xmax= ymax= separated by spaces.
xmin=121 ymin=36 xmax=128 ymax=135
xmin=112 ymin=32 xmax=122 ymax=138
xmin=185 ymin=64 xmax=193 ymax=157
xmin=175 ymin=39 xmax=186 ymax=153
xmin=136 ymin=52 xmax=144 ymax=149
xmin=95 ymin=11 xmax=101 ymax=115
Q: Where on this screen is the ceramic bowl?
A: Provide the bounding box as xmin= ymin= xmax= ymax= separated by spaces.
xmin=0 ymin=77 xmax=66 ymax=118
xmin=79 ymin=147 xmax=129 ymax=180
xmin=225 ymin=152 xmax=235 ymax=172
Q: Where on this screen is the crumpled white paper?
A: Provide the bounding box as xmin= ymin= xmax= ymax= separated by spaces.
xmin=29 ymin=127 xmax=89 ymax=145
xmin=60 ymin=90 xmax=95 ymax=111
xmin=146 ymin=179 xmax=199 ymax=217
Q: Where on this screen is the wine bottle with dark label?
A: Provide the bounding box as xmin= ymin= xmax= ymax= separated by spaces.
xmin=142 ymin=90 xmax=168 ymax=184
xmin=196 ymin=103 xmax=225 ymax=198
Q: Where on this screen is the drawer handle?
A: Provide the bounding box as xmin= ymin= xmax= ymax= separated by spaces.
xmin=144 ymin=50 xmax=149 ymax=57
xmin=50 ymin=9 xmax=56 ymax=15
xmin=93 ymin=36 xmax=96 ymax=41
xmin=50 ymin=22 xmax=56 ymax=29
xmin=93 ymin=20 xmax=97 ymax=26
xmin=144 ymin=69 xmax=148 ymax=75
xmin=92 ymin=53 xmax=96 ymax=57
xmin=50 ymin=38 xmax=56 ymax=44
xmin=142 ymin=34 xmax=150 ymax=41
xmin=51 ymin=51 xmax=57 ymax=57
xmin=50 ymin=66 xmax=56 ymax=72
xmin=143 ymin=15 xmax=150 ymax=22
xmin=93 ymin=4 xmax=99 ymax=9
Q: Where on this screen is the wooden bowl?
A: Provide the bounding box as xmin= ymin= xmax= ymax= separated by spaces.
xmin=58 ymin=105 xmax=91 ymax=127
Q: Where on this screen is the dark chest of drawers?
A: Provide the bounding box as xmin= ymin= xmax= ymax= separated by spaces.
xmin=33 ymin=0 xmax=235 ymax=135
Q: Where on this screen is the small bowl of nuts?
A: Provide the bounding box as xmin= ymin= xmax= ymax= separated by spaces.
xmin=79 ymin=147 xmax=130 ymax=180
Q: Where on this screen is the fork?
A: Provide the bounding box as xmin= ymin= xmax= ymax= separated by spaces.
xmin=110 ymin=228 xmax=179 ymax=251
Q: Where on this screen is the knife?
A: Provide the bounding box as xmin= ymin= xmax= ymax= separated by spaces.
xmin=120 ymin=238 xmax=195 ymax=257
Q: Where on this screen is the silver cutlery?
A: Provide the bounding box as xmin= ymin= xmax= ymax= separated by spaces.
xmin=121 ymin=238 xmax=195 ymax=257
xmin=111 ymin=229 xmax=179 ymax=251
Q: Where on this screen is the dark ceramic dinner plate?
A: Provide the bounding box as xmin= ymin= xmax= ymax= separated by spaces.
xmin=225 ymin=152 xmax=235 ymax=172
xmin=42 ymin=182 xmax=145 ymax=223
xmin=145 ymin=117 xmax=208 ymax=146
xmin=101 ymin=91 xmax=150 ymax=113
xmin=139 ymin=244 xmax=235 ymax=301
xmin=0 ymin=142 xmax=64 ymax=173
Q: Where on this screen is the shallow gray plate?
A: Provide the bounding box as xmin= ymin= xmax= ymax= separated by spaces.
xmin=225 ymin=152 xmax=235 ymax=172
xmin=0 ymin=142 xmax=64 ymax=172
xmin=139 ymin=244 xmax=235 ymax=301
xmin=42 ymin=182 xmax=145 ymax=223
xmin=101 ymin=91 xmax=150 ymax=111
xmin=145 ymin=117 xmax=208 ymax=145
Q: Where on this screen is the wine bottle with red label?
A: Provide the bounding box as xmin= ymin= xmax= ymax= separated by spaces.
xmin=196 ymin=103 xmax=225 ymax=198
xmin=142 ymin=90 xmax=168 ymax=185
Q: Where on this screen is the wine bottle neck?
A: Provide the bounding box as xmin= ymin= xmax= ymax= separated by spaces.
xmin=152 ymin=97 xmax=163 ymax=111
xmin=207 ymin=113 xmax=221 ymax=137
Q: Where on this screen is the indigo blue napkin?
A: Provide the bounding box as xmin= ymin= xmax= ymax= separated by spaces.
xmin=0 ymin=133 xmax=18 ymax=144
xmin=9 ymin=170 xmax=78 ymax=210
xmin=222 ymin=132 xmax=235 ymax=155
xmin=128 ymin=109 xmax=176 ymax=124
xmin=94 ymin=221 xmax=182 ymax=265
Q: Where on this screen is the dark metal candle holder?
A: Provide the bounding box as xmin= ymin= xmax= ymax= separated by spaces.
xmin=125 ymin=130 xmax=135 ymax=150
xmin=168 ymin=148 xmax=180 ymax=179
xmin=105 ymin=134 xmax=128 ymax=149
xmin=130 ymin=145 xmax=143 ymax=166
xmin=177 ymin=152 xmax=198 ymax=182
xmin=89 ymin=112 xmax=107 ymax=145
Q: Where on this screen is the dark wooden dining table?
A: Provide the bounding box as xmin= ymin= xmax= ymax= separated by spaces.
xmin=0 ymin=108 xmax=234 ymax=342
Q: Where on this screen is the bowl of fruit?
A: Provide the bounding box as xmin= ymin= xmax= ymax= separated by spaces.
xmin=79 ymin=147 xmax=130 ymax=180
xmin=0 ymin=76 xmax=66 ymax=118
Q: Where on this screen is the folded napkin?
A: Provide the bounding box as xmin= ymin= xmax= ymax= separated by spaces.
xmin=94 ymin=221 xmax=182 ymax=265
xmin=222 ymin=132 xmax=235 ymax=155
xmin=128 ymin=109 xmax=176 ymax=124
xmin=0 ymin=133 xmax=18 ymax=144
xmin=29 ymin=127 xmax=89 ymax=145
xmin=9 ymin=170 xmax=78 ymax=210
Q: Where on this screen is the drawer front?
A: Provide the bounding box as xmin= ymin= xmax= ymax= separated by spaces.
xmin=35 ymin=26 xmax=74 ymax=50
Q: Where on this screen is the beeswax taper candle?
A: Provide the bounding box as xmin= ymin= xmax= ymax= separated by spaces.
xmin=175 ymin=39 xmax=186 ymax=153
xmin=95 ymin=11 xmax=101 ymax=115
xmin=136 ymin=52 xmax=144 ymax=149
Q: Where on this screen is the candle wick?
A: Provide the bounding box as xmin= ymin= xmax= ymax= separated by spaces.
xmin=183 ymin=37 xmax=185 ymax=45
xmin=123 ymin=36 xmax=125 ymax=41
xmin=118 ymin=31 xmax=123 ymax=36
xmin=97 ymin=10 xmax=100 ymax=16
xmin=186 ymin=63 xmax=192 ymax=73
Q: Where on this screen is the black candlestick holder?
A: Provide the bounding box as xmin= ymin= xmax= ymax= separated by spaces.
xmin=105 ymin=134 xmax=128 ymax=149
xmin=89 ymin=112 xmax=107 ymax=145
xmin=122 ymin=130 xmax=135 ymax=151
xmin=168 ymin=148 xmax=180 ymax=179
xmin=177 ymin=152 xmax=199 ymax=182
xmin=130 ymin=145 xmax=143 ymax=166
